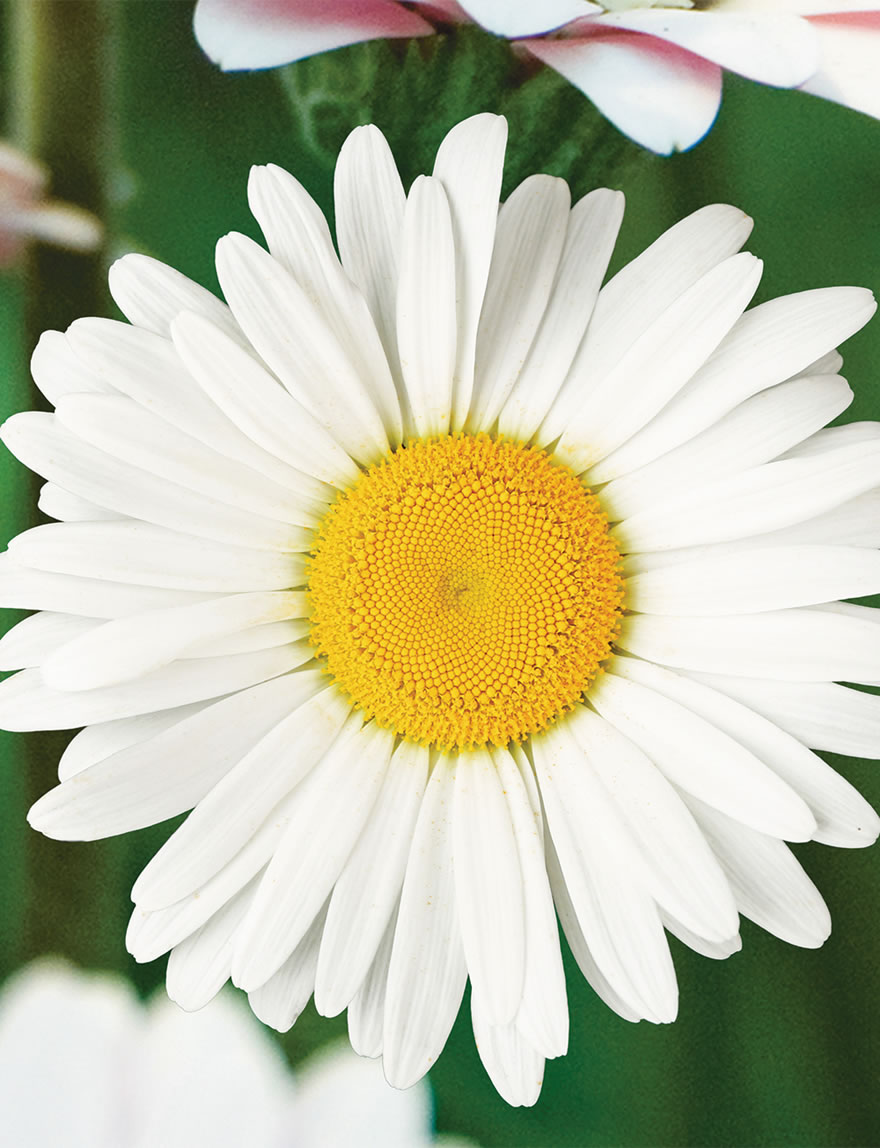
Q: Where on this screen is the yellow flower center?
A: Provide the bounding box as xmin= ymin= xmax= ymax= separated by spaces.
xmin=307 ymin=434 xmax=624 ymax=749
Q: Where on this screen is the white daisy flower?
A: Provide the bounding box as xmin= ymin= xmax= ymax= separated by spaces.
xmin=0 ymin=959 xmax=456 ymax=1147
xmin=2 ymin=114 xmax=879 ymax=1107
xmin=193 ymin=0 xmax=880 ymax=153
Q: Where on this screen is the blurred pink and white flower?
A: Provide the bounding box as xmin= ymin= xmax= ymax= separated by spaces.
xmin=0 ymin=959 xmax=459 ymax=1148
xmin=193 ymin=0 xmax=880 ymax=153
xmin=0 ymin=142 xmax=101 ymax=265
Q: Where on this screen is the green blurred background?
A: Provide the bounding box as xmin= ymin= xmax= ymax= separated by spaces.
xmin=0 ymin=3 xmax=878 ymax=1145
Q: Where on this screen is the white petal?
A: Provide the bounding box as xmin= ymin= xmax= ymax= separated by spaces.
xmin=489 ymin=746 xmax=568 ymax=1060
xmin=30 ymin=328 xmax=111 ymax=406
xmin=687 ymin=674 xmax=880 ymax=761
xmin=459 ymin=0 xmax=597 ymax=36
xmin=532 ymin=722 xmax=679 ymax=1023
xmin=801 ymin=17 xmax=880 ymax=121
xmin=42 ymin=591 xmax=306 ymax=691
xmin=588 ymin=669 xmax=816 ymax=841
xmin=38 ymin=482 xmax=122 ymax=522
xmin=627 ymin=545 xmax=880 ymax=617
xmin=812 ymin=600 xmax=879 ymax=624
xmin=794 ymin=349 xmax=843 ymax=377
xmin=28 ymin=674 xmax=316 ymax=840
xmin=232 ymin=720 xmax=394 ymax=991
xmin=247 ymin=905 xmax=328 ymax=1032
xmin=684 ymin=797 xmax=831 ymax=949
xmin=759 ymin=488 xmax=880 ymax=549
xmin=335 ymin=125 xmax=407 ymax=416
xmin=215 ymin=232 xmax=389 ymax=466
xmin=662 ymin=913 xmax=742 ymax=962
xmin=539 ymin=203 xmax=752 ymax=446
xmin=9 ymin=520 xmax=305 ymax=592
xmin=600 ymin=374 xmax=853 ymax=522
xmin=613 ymin=658 xmax=878 ymax=850
xmin=314 ymin=741 xmax=428 ymax=1018
xmin=348 ymin=908 xmax=397 ymax=1059
xmin=431 ymin=114 xmax=508 ymax=429
xmin=497 ymin=188 xmax=624 ymax=442
xmin=525 ymin=34 xmax=722 ymax=155
xmin=555 ymin=252 xmax=763 ymax=473
xmin=543 ymin=831 xmax=645 ymax=1023
xmin=1 ymin=412 xmax=306 ymax=553
xmin=383 ymin=756 xmax=468 ymax=1089
xmin=108 ymin=252 xmax=244 ymax=342
xmin=564 ymin=705 xmax=738 ymax=943
xmin=165 ymin=882 xmax=253 ymax=1011
xmin=395 ymin=176 xmax=457 ymax=439
xmin=58 ymin=705 xmax=209 ymax=781
xmin=618 ymin=607 xmax=880 ymax=683
xmin=0 ymin=553 xmax=218 ymax=619
xmin=468 ymin=174 xmax=570 ymax=432
xmin=596 ymin=9 xmax=818 ymax=86
xmin=170 ymin=311 xmax=358 ymax=491
xmin=130 ymin=683 xmax=348 ymax=910
xmin=0 ymin=646 xmax=307 ymax=732
xmin=65 ymin=316 xmax=331 ymax=495
xmin=470 ymin=997 xmax=545 ymax=1108
xmin=0 ymin=612 xmax=97 ymax=670
xmin=128 ymin=852 xmax=269 ymax=966
xmin=780 ymin=420 xmax=880 ymax=460
xmin=453 ymin=749 xmax=525 ymax=1026
xmin=592 ymin=286 xmax=876 ymax=482
xmin=613 ymin=440 xmax=880 ymax=553
xmin=189 ymin=618 xmax=306 ymax=659
xmin=248 ymin=162 xmax=402 ymax=444
xmin=622 ymin=487 xmax=880 ymax=577
xmin=55 ymin=393 xmax=320 ymax=528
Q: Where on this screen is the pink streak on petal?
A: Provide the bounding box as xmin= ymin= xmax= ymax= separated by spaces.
xmin=194 ymin=0 xmax=434 ymax=71
xmin=412 ymin=0 xmax=470 ymax=22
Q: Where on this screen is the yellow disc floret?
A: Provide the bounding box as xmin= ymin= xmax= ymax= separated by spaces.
xmin=307 ymin=434 xmax=624 ymax=749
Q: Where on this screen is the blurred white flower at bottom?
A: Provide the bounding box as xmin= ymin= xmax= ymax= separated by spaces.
xmin=0 ymin=959 xmax=468 ymax=1148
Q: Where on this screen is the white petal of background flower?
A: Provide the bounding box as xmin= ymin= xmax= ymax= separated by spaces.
xmin=192 ymin=0 xmax=880 ymax=151
xmin=0 ymin=960 xmax=448 ymax=1148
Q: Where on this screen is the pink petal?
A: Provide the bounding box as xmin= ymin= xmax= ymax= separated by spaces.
xmin=193 ymin=0 xmax=433 ymax=71
xmin=523 ymin=31 xmax=722 ymax=154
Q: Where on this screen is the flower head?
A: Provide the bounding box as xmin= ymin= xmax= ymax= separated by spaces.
xmin=0 ymin=141 xmax=101 ymax=265
xmin=0 ymin=960 xmax=448 ymax=1147
xmin=3 ymin=114 xmax=879 ymax=1106
xmin=194 ymin=0 xmax=880 ymax=152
